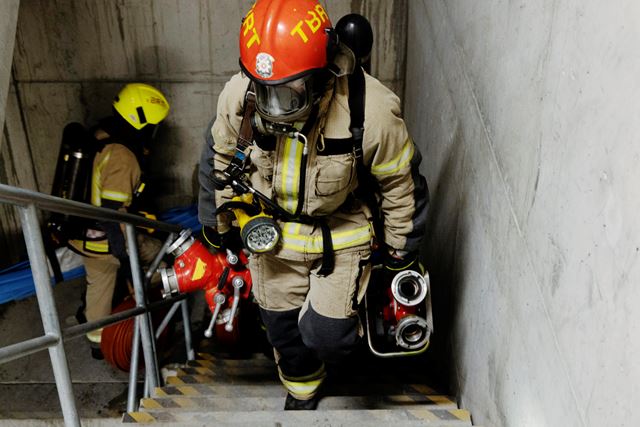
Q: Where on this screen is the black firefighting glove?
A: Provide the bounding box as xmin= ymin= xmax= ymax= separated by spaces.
xmin=200 ymin=225 xmax=244 ymax=253
xmin=383 ymin=249 xmax=423 ymax=274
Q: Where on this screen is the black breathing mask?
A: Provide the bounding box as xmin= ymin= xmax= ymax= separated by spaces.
xmin=251 ymin=113 xmax=299 ymax=138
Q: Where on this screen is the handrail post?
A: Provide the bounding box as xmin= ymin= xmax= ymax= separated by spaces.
xmin=180 ymin=300 xmax=195 ymax=361
xmin=126 ymin=315 xmax=142 ymax=412
xmin=19 ymin=204 xmax=80 ymax=427
xmin=125 ymin=224 xmax=160 ymax=391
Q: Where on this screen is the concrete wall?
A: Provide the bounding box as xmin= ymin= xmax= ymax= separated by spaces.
xmin=0 ymin=0 xmax=22 ymax=265
xmin=405 ymin=1 xmax=640 ymax=426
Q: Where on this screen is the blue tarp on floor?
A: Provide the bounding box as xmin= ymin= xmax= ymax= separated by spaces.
xmin=0 ymin=204 xmax=199 ymax=305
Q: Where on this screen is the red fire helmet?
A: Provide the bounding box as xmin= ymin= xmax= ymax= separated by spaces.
xmin=239 ymin=0 xmax=333 ymax=85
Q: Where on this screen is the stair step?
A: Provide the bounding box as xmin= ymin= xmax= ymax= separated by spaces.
xmin=170 ymin=358 xmax=434 ymax=382
xmin=140 ymin=394 xmax=457 ymax=411
xmin=186 ymin=357 xmax=276 ymax=368
xmin=195 ymin=352 xmax=272 ymax=362
xmin=153 ymin=383 xmax=443 ymax=399
xmin=188 ymin=355 xmax=430 ymax=381
xmin=123 ymin=408 xmax=472 ymax=425
xmin=166 ymin=373 xmax=279 ymax=386
xmin=174 ymin=366 xmax=275 ymax=376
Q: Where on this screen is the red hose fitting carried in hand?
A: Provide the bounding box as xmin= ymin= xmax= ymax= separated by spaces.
xmin=365 ymin=267 xmax=433 ymax=357
xmin=159 ymin=230 xmax=252 ymax=340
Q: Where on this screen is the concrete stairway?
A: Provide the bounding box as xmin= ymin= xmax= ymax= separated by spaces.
xmin=122 ymin=352 xmax=474 ymax=426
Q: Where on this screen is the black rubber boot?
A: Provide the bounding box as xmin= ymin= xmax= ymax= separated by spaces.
xmin=284 ymin=393 xmax=319 ymax=410
xmin=90 ymin=343 xmax=104 ymax=360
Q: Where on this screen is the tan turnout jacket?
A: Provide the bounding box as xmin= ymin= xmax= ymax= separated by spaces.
xmin=208 ymin=71 xmax=428 ymax=261
xmin=69 ymin=142 xmax=140 ymax=256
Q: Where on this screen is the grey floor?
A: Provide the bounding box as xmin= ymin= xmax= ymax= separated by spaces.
xmin=0 ymin=277 xmax=132 ymax=422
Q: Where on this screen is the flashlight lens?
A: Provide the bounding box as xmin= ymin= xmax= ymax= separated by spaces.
xmin=246 ymin=225 xmax=279 ymax=252
xmin=242 ymin=217 xmax=281 ymax=253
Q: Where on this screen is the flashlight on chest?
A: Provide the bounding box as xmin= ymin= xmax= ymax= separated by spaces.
xmin=228 ymin=193 xmax=282 ymax=254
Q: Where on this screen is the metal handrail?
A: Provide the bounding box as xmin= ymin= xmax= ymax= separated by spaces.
xmin=0 ymin=184 xmax=194 ymax=427
xmin=0 ymin=183 xmax=182 ymax=233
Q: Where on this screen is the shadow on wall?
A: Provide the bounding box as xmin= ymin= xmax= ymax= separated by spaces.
xmin=421 ymin=122 xmax=469 ymax=394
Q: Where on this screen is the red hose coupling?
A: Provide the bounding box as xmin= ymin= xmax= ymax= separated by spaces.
xmin=387 ymin=270 xmax=431 ymax=350
xmin=159 ymin=229 xmax=252 ymax=303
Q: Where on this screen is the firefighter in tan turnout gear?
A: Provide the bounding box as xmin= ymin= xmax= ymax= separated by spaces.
xmin=198 ymin=0 xmax=428 ymax=409
xmin=69 ymin=83 xmax=170 ymax=351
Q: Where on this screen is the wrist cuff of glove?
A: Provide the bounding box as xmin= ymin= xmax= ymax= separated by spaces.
xmin=201 ymin=226 xmax=222 ymax=249
xmin=384 ymin=250 xmax=419 ymax=271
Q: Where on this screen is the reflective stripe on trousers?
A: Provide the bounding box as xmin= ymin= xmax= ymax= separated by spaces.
xmin=278 ymin=363 xmax=326 ymax=400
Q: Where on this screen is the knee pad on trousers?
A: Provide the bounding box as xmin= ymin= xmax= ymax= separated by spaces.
xmin=259 ymin=307 xmax=321 ymax=377
xmin=298 ymin=303 xmax=360 ymax=363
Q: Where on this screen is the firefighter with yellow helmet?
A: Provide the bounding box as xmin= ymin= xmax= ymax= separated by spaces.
xmin=198 ymin=0 xmax=428 ymax=409
xmin=68 ymin=83 xmax=170 ymax=352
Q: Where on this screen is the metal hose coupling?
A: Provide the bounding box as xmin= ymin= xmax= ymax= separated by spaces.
xmin=390 ymin=270 xmax=429 ymax=306
xmin=159 ymin=229 xmax=196 ymax=297
xmin=395 ymin=315 xmax=431 ymax=350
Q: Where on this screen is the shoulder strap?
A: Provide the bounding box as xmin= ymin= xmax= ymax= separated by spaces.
xmin=232 ymin=89 xmax=257 ymax=174
xmin=348 ymin=66 xmax=385 ymax=246
xmin=348 ymin=66 xmax=366 ymax=165
xmin=211 ymin=87 xmax=256 ymax=190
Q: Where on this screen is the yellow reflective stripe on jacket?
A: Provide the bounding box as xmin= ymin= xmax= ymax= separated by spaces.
xmin=85 ymin=240 xmax=109 ymax=253
xmin=281 ymin=223 xmax=372 ymax=253
xmin=92 ymin=147 xmax=133 ymax=205
xmin=278 ymin=364 xmax=326 ymax=400
xmin=284 ymin=222 xmax=302 ymax=235
xmin=101 ymin=189 xmax=132 ymax=204
xmin=371 ymin=138 xmax=414 ymax=176
xmin=91 ymin=151 xmax=111 ymax=206
xmin=277 ymin=137 xmax=303 ymax=213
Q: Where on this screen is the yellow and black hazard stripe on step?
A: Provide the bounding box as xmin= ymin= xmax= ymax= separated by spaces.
xmin=187 ymin=358 xmax=275 ymax=368
xmin=175 ymin=366 xmax=218 ymax=376
xmin=122 ymin=411 xmax=178 ymax=423
xmin=195 ymin=352 xmax=216 ymax=361
xmin=166 ymin=374 xmax=216 ymax=385
xmin=421 ymin=394 xmax=458 ymax=407
xmin=382 ymin=394 xmax=457 ymax=407
xmin=154 ymin=384 xmax=217 ymax=397
xmin=140 ymin=397 xmax=199 ymax=410
xmin=176 ymin=366 xmax=274 ymax=376
xmin=407 ymin=383 xmax=438 ymax=395
xmin=408 ymin=408 xmax=471 ymax=423
xmin=403 ymin=385 xmax=457 ymax=407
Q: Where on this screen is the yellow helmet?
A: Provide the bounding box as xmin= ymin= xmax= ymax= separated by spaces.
xmin=113 ymin=83 xmax=170 ymax=130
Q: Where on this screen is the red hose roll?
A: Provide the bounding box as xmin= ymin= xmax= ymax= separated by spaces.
xmin=101 ymin=297 xmax=136 ymax=372
xmin=101 ymin=296 xmax=170 ymax=372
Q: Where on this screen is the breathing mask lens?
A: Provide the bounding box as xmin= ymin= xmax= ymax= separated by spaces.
xmin=253 ymin=77 xmax=311 ymax=122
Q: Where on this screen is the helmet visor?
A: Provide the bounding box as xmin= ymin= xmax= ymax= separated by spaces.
xmin=253 ymin=77 xmax=311 ymax=122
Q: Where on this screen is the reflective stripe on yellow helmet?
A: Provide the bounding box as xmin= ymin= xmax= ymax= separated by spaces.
xmin=281 ymin=223 xmax=371 ymax=253
xmin=278 ymin=364 xmax=326 ymax=400
xmin=371 ymin=138 xmax=414 ymax=176
xmin=113 ymin=83 xmax=170 ymax=130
